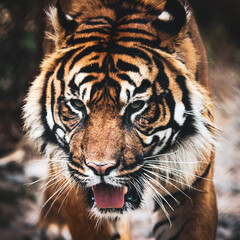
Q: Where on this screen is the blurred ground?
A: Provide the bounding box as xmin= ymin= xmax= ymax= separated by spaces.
xmin=0 ymin=1 xmax=240 ymax=239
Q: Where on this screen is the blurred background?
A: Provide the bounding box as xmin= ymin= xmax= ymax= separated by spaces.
xmin=0 ymin=0 xmax=239 ymax=239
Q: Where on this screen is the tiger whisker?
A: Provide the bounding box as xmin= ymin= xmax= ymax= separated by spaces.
xmin=143 ymin=167 xmax=203 ymax=192
xmin=25 ymin=171 xmax=59 ymax=186
xmin=43 ymin=178 xmax=72 ymax=218
xmin=95 ymin=216 xmax=104 ymax=231
xmin=41 ymin=178 xmax=70 ymax=218
xmin=141 ymin=176 xmax=174 ymax=211
xmin=157 ymin=174 xmax=193 ymax=203
xmin=143 ymin=150 xmax=179 ymax=159
xmin=58 ymin=181 xmax=76 ymax=213
xmin=32 ymin=159 xmax=69 ymax=163
xmin=143 ymin=173 xmax=180 ymax=205
xmin=143 ymin=170 xmax=193 ymax=203
xmin=140 ymin=178 xmax=172 ymax=225
xmin=130 ymin=177 xmax=154 ymax=223
xmin=145 ymin=160 xmax=200 ymax=164
xmin=144 ymin=164 xmax=213 ymax=182
xmin=41 ymin=175 xmax=60 ymax=192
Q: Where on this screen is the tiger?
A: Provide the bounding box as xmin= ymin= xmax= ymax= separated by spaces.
xmin=23 ymin=0 xmax=218 ymax=239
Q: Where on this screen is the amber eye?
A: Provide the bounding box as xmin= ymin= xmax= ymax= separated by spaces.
xmin=70 ymin=99 xmax=85 ymax=110
xmin=129 ymin=100 xmax=145 ymax=111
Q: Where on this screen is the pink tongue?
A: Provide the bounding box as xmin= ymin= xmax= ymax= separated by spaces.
xmin=92 ymin=184 xmax=124 ymax=209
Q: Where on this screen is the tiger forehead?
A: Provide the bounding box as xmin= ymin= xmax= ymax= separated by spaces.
xmin=61 ymin=9 xmax=175 ymax=105
xmin=68 ymin=13 xmax=157 ymax=47
xmin=64 ymin=36 xmax=172 ymax=105
xmin=69 ymin=60 xmax=155 ymax=105
xmin=70 ymin=0 xmax=165 ymax=24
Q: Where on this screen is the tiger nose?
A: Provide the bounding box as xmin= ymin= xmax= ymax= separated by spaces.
xmin=87 ymin=162 xmax=116 ymax=175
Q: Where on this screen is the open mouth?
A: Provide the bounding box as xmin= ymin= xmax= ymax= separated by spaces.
xmin=86 ymin=183 xmax=141 ymax=212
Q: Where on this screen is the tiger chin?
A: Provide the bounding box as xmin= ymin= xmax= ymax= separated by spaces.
xmin=23 ymin=0 xmax=218 ymax=239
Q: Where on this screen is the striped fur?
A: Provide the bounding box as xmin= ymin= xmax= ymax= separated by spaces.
xmin=23 ymin=0 xmax=217 ymax=239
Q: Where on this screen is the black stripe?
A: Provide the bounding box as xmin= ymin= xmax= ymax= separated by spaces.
xmin=68 ymin=77 xmax=79 ymax=95
xmin=117 ymin=73 xmax=136 ymax=87
xmin=175 ymin=76 xmax=191 ymax=111
xmin=50 ymin=80 xmax=55 ymax=125
xmin=40 ymin=72 xmax=54 ymax=152
xmin=68 ymin=164 xmax=87 ymax=176
xmin=133 ymin=79 xmax=151 ymax=95
xmin=68 ymin=153 xmax=84 ymax=170
xmin=69 ymin=45 xmax=106 ymax=70
xmin=111 ymin=45 xmax=152 ymax=64
xmin=169 ymin=219 xmax=191 ymax=240
xmin=85 ymin=21 xmax=108 ymax=26
xmin=121 ymin=161 xmax=144 ymax=171
xmin=82 ymin=88 xmax=87 ymax=100
xmin=57 ymin=48 xmax=80 ymax=82
xmin=89 ymin=81 xmax=104 ymax=103
xmin=87 ymin=16 xmax=114 ymax=24
xmin=62 ymin=115 xmax=76 ymax=121
xmin=67 ymin=36 xmax=102 ymax=45
xmin=78 ymin=75 xmax=97 ymax=87
xmin=191 ymin=157 xmax=212 ymax=187
xmin=117 ymin=59 xmax=139 ymax=72
xmin=107 ymin=77 xmax=121 ymax=105
xmin=138 ymin=43 xmax=172 ymax=58
xmin=175 ymin=75 xmax=196 ymax=140
xmin=80 ymin=63 xmax=102 ymax=73
xmin=118 ymin=28 xmax=155 ymax=37
xmin=126 ymin=89 xmax=131 ymax=102
xmin=40 ymin=72 xmax=69 ymax=153
xmin=153 ymin=216 xmax=176 ymax=235
xmin=117 ymin=36 xmax=158 ymax=46
xmin=76 ymin=28 xmax=110 ymax=35
xmin=153 ymin=55 xmax=169 ymax=90
xmin=195 ymin=68 xmax=199 ymax=82
xmin=90 ymin=55 xmax=100 ymax=61
xmin=58 ymin=99 xmax=71 ymax=133
xmin=118 ymin=18 xmax=149 ymax=25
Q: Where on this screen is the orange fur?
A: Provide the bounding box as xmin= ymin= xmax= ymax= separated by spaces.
xmin=24 ymin=1 xmax=217 ymax=239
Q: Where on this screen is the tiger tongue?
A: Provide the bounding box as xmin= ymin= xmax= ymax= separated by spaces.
xmin=92 ymin=184 xmax=124 ymax=209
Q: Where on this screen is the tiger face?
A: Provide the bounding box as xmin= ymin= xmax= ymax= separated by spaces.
xmin=24 ymin=0 xmax=215 ymax=218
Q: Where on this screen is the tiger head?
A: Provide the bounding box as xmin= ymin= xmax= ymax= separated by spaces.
xmin=24 ymin=0 xmax=216 ymax=218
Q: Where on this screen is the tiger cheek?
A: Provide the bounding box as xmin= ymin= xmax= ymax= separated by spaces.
xmin=124 ymin=130 xmax=143 ymax=155
xmin=69 ymin=130 xmax=85 ymax=164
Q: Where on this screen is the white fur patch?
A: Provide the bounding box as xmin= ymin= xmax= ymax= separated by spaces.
xmin=65 ymin=14 xmax=73 ymax=21
xmin=158 ymin=11 xmax=174 ymax=22
xmin=46 ymin=111 xmax=54 ymax=130
xmin=45 ymin=6 xmax=59 ymax=34
xmin=174 ymin=102 xmax=185 ymax=126
xmin=120 ymin=82 xmax=135 ymax=105
xmin=56 ymin=128 xmax=65 ymax=139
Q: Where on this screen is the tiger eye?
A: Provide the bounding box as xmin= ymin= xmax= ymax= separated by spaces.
xmin=129 ymin=100 xmax=145 ymax=111
xmin=70 ymin=99 xmax=85 ymax=110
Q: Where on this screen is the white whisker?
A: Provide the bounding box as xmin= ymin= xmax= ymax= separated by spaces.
xmin=143 ymin=173 xmax=180 ymax=205
xmin=140 ymin=178 xmax=172 ymax=225
xmin=143 ymin=150 xmax=179 ymax=160
xmin=58 ymin=181 xmax=75 ymax=213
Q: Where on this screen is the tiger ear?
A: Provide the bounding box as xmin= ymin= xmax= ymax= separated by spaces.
xmin=46 ymin=1 xmax=78 ymax=48
xmin=152 ymin=0 xmax=190 ymax=42
xmin=55 ymin=1 xmax=78 ymax=35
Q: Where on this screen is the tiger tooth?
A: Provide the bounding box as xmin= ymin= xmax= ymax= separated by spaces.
xmin=123 ymin=186 xmax=128 ymax=195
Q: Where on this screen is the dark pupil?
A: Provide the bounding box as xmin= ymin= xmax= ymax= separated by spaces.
xmin=70 ymin=99 xmax=85 ymax=110
xmin=130 ymin=101 xmax=145 ymax=110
